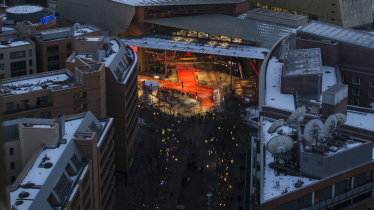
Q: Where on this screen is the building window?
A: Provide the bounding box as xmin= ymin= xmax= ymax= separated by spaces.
xmin=89 ymin=121 xmax=99 ymax=133
xmin=29 ymin=59 xmax=32 ymax=67
xmin=67 ymin=53 xmax=71 ymax=58
xmin=119 ymin=61 xmax=124 ymax=69
xmin=10 ymin=51 xmax=26 ymax=59
xmin=47 ymin=45 xmax=59 ymax=52
xmin=21 ymin=99 xmax=29 ymax=109
xmin=0 ymin=74 xmax=4 ymax=79
xmin=331 ymin=11 xmax=335 ymax=13
xmin=40 ymin=111 xmax=51 ymax=119
xmin=369 ymin=79 xmax=374 ymax=87
xmin=54 ymin=173 xmax=71 ymax=200
xmin=80 ymin=104 xmax=87 ymax=110
xmin=352 ymin=88 xmax=361 ymax=96
xmin=342 ymin=75 xmax=345 ymax=82
xmin=114 ymin=67 xmax=122 ymax=78
xmin=331 ymin=19 xmax=335 ymax=21
xmin=309 ymin=14 xmax=318 ymax=20
xmin=369 ymin=90 xmax=374 ymax=99
xmin=11 ymin=176 xmax=15 ymax=184
xmin=351 ymin=99 xmax=360 ymax=106
xmin=10 ymin=61 xmax=27 ymax=77
xmin=28 ymin=49 xmax=32 ymax=57
xmin=352 ymin=77 xmax=361 ymax=85
xmin=0 ymin=64 xmax=4 ymax=70
xmin=48 ymin=64 xmax=60 ymax=71
xmin=37 ymin=96 xmax=48 ymax=105
xmin=10 ymin=162 xmax=15 ymax=170
xmin=70 ymin=154 xmax=82 ymax=171
xmin=30 ymin=69 xmax=33 ymax=74
xmin=6 ymin=102 xmax=14 ymax=112
xmin=9 ymin=148 xmax=14 ymax=156
xmin=66 ymin=43 xmax=71 ymax=50
xmin=0 ymin=53 xmax=3 ymax=59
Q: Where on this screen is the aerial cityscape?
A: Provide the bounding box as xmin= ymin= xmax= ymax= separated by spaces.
xmin=0 ymin=0 xmax=374 ymax=210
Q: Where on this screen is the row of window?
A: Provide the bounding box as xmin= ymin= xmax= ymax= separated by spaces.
xmin=6 ymin=50 xmax=32 ymax=60
xmin=47 ymin=43 xmax=72 ymax=53
xmin=5 ymin=96 xmax=49 ymax=112
xmin=351 ymin=88 xmax=374 ymax=98
xmin=342 ymin=75 xmax=374 ymax=87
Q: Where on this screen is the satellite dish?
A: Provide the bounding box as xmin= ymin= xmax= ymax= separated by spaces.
xmin=324 ymin=115 xmax=337 ymax=138
xmin=303 ymin=119 xmax=324 ymax=143
xmin=335 ymin=113 xmax=347 ymax=126
xmin=267 ymin=135 xmax=294 ymax=154
xmin=268 ymin=119 xmax=285 ymax=134
xmin=287 ymin=106 xmax=306 ymax=125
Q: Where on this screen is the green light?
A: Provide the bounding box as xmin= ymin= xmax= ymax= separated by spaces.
xmin=129 ymin=158 xmax=134 ymax=168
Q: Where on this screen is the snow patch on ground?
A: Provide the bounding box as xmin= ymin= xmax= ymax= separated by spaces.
xmin=265 ymin=57 xmax=295 ymax=111
xmin=346 ymin=110 xmax=374 ymax=131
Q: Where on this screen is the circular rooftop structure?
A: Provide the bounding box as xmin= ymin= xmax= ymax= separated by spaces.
xmin=6 ymin=5 xmax=45 ymax=24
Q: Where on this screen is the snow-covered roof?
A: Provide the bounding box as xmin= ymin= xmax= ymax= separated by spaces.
xmin=0 ymin=40 xmax=31 ymax=48
xmin=284 ymin=48 xmax=322 ymax=76
xmin=0 ymin=72 xmax=72 ymax=96
xmin=262 ymin=120 xmax=318 ymax=201
xmin=346 ymin=110 xmax=374 ymax=131
xmin=9 ymin=113 xmax=113 ymax=209
xmin=76 ymin=39 xmax=120 ymax=67
xmin=123 ymin=35 xmax=267 ymax=59
xmin=265 ymin=57 xmax=295 ymax=111
xmin=6 ymin=5 xmax=43 ymax=14
xmin=110 ymin=0 xmax=245 ymax=6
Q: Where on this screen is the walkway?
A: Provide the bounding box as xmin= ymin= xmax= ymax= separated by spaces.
xmin=160 ymin=65 xmax=214 ymax=108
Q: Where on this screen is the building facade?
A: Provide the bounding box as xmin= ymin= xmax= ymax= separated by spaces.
xmin=4 ymin=111 xmax=115 ymax=210
xmin=0 ymin=38 xmax=37 ymax=79
xmin=249 ymin=0 xmax=373 ymax=28
xmin=34 ymin=24 xmax=102 ymax=73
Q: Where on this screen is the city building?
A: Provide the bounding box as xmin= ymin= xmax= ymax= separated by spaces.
xmin=66 ymin=33 xmax=139 ymax=178
xmin=1 ymin=32 xmax=138 ymax=178
xmin=246 ymin=116 xmax=374 ymax=210
xmin=0 ymin=38 xmax=37 ymax=78
xmin=251 ymin=20 xmax=374 ymax=209
xmin=2 ymin=5 xmax=56 ymax=31
xmin=3 ymin=111 xmax=115 ymax=210
xmin=249 ymin=0 xmax=373 ymax=28
xmin=34 ymin=23 xmax=102 ymax=73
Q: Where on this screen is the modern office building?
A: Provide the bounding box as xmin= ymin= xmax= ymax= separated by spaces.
xmin=0 ymin=38 xmax=37 ymax=79
xmin=1 ymin=32 xmax=138 ymax=178
xmin=249 ymin=0 xmax=373 ymax=28
xmin=3 ymin=111 xmax=115 ymax=210
xmin=66 ymin=34 xmax=139 ymax=178
xmin=247 ymin=116 xmax=374 ymax=210
xmin=34 ymin=24 xmax=101 ymax=73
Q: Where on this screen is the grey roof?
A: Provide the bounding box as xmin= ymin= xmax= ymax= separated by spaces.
xmin=142 ymin=14 xmax=263 ymax=43
xmin=247 ymin=8 xmax=308 ymax=28
xmin=298 ymin=21 xmax=374 ymax=51
xmin=3 ymin=118 xmax=55 ymax=141
xmin=284 ymin=48 xmax=323 ymax=76
xmin=324 ymin=83 xmax=348 ymax=95
xmin=110 ymin=0 xmax=244 ymax=6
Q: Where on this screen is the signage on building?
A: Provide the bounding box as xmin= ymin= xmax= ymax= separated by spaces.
xmin=145 ymin=50 xmax=163 ymax=55
xmin=41 ymin=13 xmax=55 ymax=24
xmin=180 ymin=57 xmax=197 ymax=61
xmin=130 ymin=46 xmax=138 ymax=52
xmin=184 ymin=52 xmax=192 ymax=57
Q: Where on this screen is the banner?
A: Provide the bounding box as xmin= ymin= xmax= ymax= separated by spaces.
xmin=149 ymin=83 xmax=152 ymax=95
xmin=240 ymin=93 xmax=244 ymax=104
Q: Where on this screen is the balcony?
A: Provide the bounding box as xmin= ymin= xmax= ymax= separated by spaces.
xmin=4 ymin=103 xmax=53 ymax=115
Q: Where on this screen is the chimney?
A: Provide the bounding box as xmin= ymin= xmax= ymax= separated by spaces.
xmin=54 ymin=114 xmax=65 ymax=138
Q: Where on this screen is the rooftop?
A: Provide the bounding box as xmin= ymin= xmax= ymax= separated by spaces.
xmin=0 ymin=39 xmax=31 ymax=48
xmin=262 ymin=120 xmax=318 ymax=201
xmin=0 ymin=71 xmax=74 ymax=96
xmin=346 ymin=110 xmax=374 ymax=131
xmin=8 ymin=112 xmax=113 ymax=209
xmin=284 ymin=48 xmax=323 ymax=76
xmin=38 ymin=25 xmax=100 ymax=42
xmin=6 ymin=5 xmax=43 ymax=14
xmin=110 ymin=0 xmax=245 ymax=6
xmin=247 ymin=8 xmax=307 ymax=22
xmin=298 ymin=21 xmax=374 ymax=51
xmin=123 ymin=33 xmax=267 ymax=59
